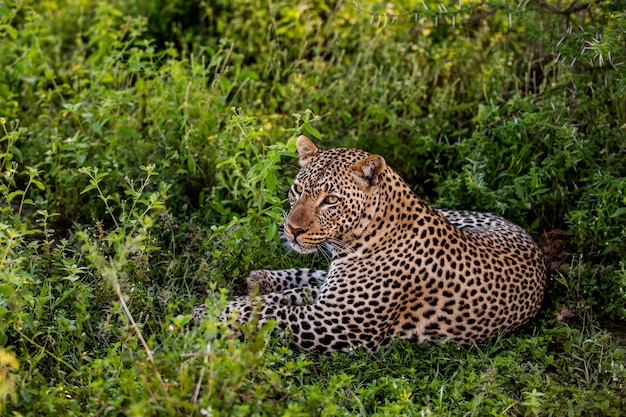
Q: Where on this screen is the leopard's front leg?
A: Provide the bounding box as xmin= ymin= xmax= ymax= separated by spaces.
xmin=220 ymin=292 xmax=394 ymax=353
xmin=192 ymin=270 xmax=325 ymax=323
xmin=246 ymin=268 xmax=327 ymax=295
xmin=229 ymin=285 xmax=321 ymax=309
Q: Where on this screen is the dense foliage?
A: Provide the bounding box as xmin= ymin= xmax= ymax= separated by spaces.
xmin=1 ymin=0 xmax=625 ymax=415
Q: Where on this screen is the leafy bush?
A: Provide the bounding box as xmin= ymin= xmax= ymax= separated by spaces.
xmin=1 ymin=0 xmax=625 ymax=415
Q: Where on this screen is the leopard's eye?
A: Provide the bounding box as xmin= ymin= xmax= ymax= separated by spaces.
xmin=292 ymin=183 xmax=303 ymax=195
xmin=321 ymin=195 xmax=339 ymax=205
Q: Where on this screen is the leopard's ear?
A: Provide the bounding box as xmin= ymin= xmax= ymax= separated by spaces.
xmin=351 ymin=155 xmax=386 ymax=188
xmin=296 ymin=135 xmax=319 ymax=166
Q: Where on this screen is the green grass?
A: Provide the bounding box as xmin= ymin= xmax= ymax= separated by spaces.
xmin=1 ymin=0 xmax=625 ymax=415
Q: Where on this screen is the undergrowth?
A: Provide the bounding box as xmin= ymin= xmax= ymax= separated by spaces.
xmin=1 ymin=0 xmax=625 ymax=415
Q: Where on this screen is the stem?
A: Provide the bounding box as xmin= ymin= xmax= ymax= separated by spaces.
xmin=126 ymin=172 xmax=153 ymax=232
xmin=191 ymin=361 xmax=206 ymax=404
xmin=113 ymin=281 xmax=168 ymax=394
xmin=18 ymin=177 xmax=32 ymax=216
xmin=94 ymin=181 xmax=119 ymax=228
xmin=15 ymin=328 xmax=78 ymax=374
xmin=0 ymin=233 xmax=18 ymax=269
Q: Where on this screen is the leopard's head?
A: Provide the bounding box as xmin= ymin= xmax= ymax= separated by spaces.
xmin=283 ymin=136 xmax=386 ymax=254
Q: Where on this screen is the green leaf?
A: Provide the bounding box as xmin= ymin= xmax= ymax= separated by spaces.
xmin=187 ymin=154 xmax=196 ymax=174
xmin=513 ymin=181 xmax=525 ymax=199
xmin=32 ymin=179 xmax=45 ymax=190
xmin=0 ymin=24 xmax=18 ymax=40
xmin=610 ymin=207 xmax=626 ymax=218
xmin=0 ymin=284 xmax=13 ymax=296
xmin=266 ymin=170 xmax=277 ymax=192
xmin=237 ymin=69 xmax=259 ymax=81
xmin=7 ymin=190 xmax=24 ymax=203
xmin=303 ymin=122 xmax=322 ymax=140
xmin=530 ymin=217 xmax=541 ymax=230
xmin=80 ymin=182 xmax=98 ymax=194
xmin=9 ymin=145 xmax=22 ymax=162
xmin=267 ymin=223 xmax=278 ymax=240
xmin=220 ymin=76 xmax=232 ymax=94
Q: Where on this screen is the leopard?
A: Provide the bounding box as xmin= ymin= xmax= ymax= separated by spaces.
xmin=199 ymin=135 xmax=547 ymax=353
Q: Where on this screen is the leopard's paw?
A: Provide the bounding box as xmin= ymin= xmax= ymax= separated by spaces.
xmin=246 ymin=270 xmax=270 ymax=295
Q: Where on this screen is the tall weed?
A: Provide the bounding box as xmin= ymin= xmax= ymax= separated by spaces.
xmin=1 ymin=0 xmax=625 ymax=415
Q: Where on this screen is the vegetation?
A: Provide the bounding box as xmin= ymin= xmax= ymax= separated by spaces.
xmin=1 ymin=0 xmax=625 ymax=415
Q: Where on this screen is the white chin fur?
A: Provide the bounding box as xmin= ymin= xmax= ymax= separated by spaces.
xmin=286 ymin=240 xmax=318 ymax=254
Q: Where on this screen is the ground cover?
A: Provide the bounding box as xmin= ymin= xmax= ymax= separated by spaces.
xmin=1 ymin=0 xmax=625 ymax=415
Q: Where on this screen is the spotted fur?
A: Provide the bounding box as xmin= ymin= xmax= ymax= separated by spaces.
xmin=203 ymin=136 xmax=547 ymax=353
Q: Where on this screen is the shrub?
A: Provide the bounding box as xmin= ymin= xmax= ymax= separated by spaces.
xmin=1 ymin=0 xmax=625 ymax=415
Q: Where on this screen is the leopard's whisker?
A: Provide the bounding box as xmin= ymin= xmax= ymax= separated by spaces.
xmin=319 ymin=242 xmax=334 ymax=263
xmin=325 ymin=238 xmax=356 ymax=256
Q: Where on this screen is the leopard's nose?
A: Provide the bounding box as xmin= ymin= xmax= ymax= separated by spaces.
xmin=286 ymin=223 xmax=308 ymax=237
